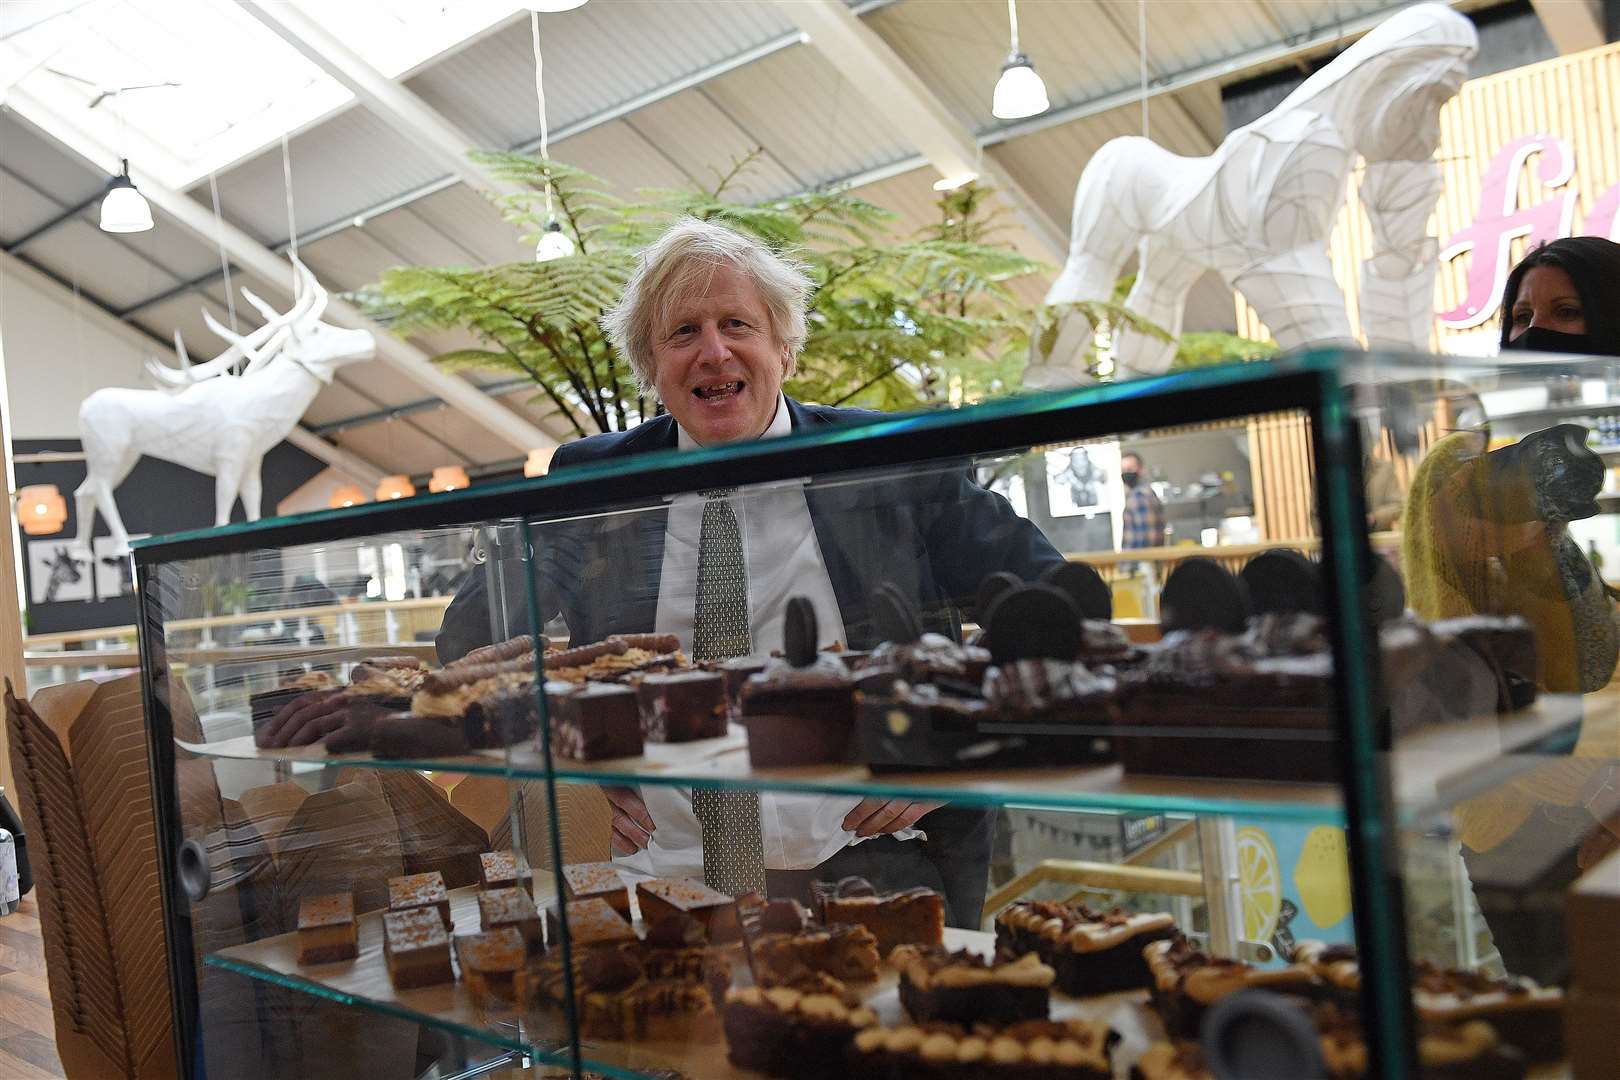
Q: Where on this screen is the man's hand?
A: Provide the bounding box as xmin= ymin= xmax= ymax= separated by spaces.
xmin=257 ymin=689 xmax=347 ymax=748
xmin=841 ymin=798 xmax=944 ymax=838
xmin=605 ymin=785 xmax=655 ymax=856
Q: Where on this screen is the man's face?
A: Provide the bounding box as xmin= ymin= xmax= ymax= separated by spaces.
xmin=651 ymin=263 xmax=790 ymax=446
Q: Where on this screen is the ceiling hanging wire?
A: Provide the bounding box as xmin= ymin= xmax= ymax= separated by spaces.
xmin=1139 ymin=0 xmax=1150 ymax=138
xmin=206 ymin=171 xmax=238 ymax=334
xmin=280 ymin=130 xmax=300 ymax=297
xmin=531 ymin=9 xmax=574 ymax=261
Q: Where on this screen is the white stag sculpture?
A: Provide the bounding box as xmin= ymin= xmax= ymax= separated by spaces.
xmin=73 ymin=260 xmax=374 ymax=556
xmin=1028 ymin=3 xmax=1478 ymax=385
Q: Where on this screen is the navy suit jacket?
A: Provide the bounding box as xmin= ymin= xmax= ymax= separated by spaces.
xmin=437 ymin=398 xmax=1063 ymax=662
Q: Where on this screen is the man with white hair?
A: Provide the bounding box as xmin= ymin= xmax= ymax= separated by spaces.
xmin=438 ymin=218 xmax=1064 ymax=925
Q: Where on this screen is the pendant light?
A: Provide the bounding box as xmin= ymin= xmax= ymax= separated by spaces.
xmin=328 ymin=484 xmax=367 ymax=509
xmin=376 ymin=474 xmax=416 ymax=501
xmin=523 ymin=447 xmax=555 ymax=477
xmin=99 ymin=159 xmax=154 ymax=233
xmin=992 ymin=1 xmax=1049 ymax=121
xmin=429 ymin=465 xmax=469 ymax=493
xmin=529 ymin=9 xmax=575 ymax=261
xmin=16 ymin=485 xmax=68 ymax=535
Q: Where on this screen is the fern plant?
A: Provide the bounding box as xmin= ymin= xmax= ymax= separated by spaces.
xmin=358 ymin=151 xmax=1077 ymax=436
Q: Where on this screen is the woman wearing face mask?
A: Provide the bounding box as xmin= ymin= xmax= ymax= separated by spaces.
xmin=1397 ymin=236 xmax=1620 ymax=984
xmin=1499 ymin=235 xmax=1620 ymax=357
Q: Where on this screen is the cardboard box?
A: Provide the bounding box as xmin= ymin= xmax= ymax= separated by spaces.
xmin=1565 ymin=988 xmax=1620 ymax=1078
xmin=1569 ymin=846 xmax=1620 ymax=995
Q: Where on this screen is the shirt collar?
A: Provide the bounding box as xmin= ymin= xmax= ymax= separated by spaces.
xmin=675 ymin=392 xmax=791 ymax=451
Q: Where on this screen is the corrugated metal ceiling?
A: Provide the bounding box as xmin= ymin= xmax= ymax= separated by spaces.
xmin=1 ymin=0 xmax=1457 ymax=474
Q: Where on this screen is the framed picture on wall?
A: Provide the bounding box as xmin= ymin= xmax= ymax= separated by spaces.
xmin=27 ymin=541 xmax=93 ymax=605
xmin=93 ymin=534 xmax=147 ymax=601
xmin=1046 ymin=443 xmax=1122 ymax=518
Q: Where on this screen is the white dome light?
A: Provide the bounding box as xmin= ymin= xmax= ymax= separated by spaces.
xmin=535 ymin=221 xmax=576 ymax=262
xmin=100 ymin=163 xmax=154 ymax=233
xmin=992 ymin=53 xmax=1049 ymax=120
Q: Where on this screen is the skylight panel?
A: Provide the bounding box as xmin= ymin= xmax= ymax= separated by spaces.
xmin=2 ymin=0 xmax=352 ymax=188
xmin=292 ymin=0 xmax=522 ymax=79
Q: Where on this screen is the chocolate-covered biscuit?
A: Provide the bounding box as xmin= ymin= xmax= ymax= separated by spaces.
xmin=975 ymin=571 xmax=1022 ymax=624
xmin=1042 ymin=561 xmax=1113 ymax=621
xmin=784 ymin=596 xmax=819 ymax=667
xmin=982 ymin=583 xmax=1084 ymax=663
xmin=1160 ymin=557 xmax=1250 ymax=634
xmin=1241 ymin=549 xmax=1322 ymax=617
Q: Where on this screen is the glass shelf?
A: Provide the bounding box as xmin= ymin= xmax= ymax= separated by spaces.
xmin=177 ymin=693 xmax=1585 ymax=828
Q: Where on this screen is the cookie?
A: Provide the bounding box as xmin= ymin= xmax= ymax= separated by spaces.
xmin=1160 ymin=558 xmax=1250 ymax=634
xmin=1041 ymin=561 xmax=1113 ymax=621
xmin=983 ymin=583 xmax=1084 ymax=663
xmin=1240 ymin=549 xmax=1321 ymax=617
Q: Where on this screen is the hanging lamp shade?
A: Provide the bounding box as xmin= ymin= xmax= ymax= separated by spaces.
xmin=429 ymin=465 xmax=470 ymax=493
xmin=535 ymin=221 xmax=575 ymax=262
xmin=328 ymin=484 xmax=367 ymax=509
xmin=524 ymin=447 xmax=555 ymax=478
xmin=992 ymin=53 xmax=1049 ymax=119
xmin=376 ymin=474 xmax=416 ymax=501
xmin=100 ymin=160 xmax=154 ymax=233
xmin=16 ymin=484 xmax=67 ymax=535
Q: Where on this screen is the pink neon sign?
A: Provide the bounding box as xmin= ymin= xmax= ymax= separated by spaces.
xmin=1438 ymin=134 xmax=1620 ymax=329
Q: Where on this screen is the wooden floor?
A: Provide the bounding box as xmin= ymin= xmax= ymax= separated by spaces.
xmin=0 ymin=895 xmax=65 ymax=1079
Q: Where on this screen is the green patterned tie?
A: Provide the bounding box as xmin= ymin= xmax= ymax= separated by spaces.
xmin=688 ymin=491 xmax=766 ymax=895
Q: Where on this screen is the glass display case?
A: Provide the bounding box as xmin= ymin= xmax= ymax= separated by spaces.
xmin=135 ymin=349 xmax=1609 ymax=1080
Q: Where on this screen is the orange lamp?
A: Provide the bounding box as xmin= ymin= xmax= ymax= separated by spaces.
xmin=328 ymin=484 xmax=367 ymax=509
xmin=429 ymin=465 xmax=470 ymax=493
xmin=16 ymin=484 xmax=67 ymax=535
xmin=376 ymin=474 xmax=416 ymax=501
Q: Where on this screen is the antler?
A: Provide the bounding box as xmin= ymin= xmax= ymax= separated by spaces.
xmin=146 ymin=262 xmax=318 ymax=385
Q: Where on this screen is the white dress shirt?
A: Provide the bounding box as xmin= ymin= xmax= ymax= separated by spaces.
xmin=614 ymin=394 xmax=923 ymax=879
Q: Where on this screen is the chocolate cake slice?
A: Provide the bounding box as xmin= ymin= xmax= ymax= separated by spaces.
xmin=296 ymin=892 xmax=357 ymax=965
xmin=812 ymin=876 xmax=944 ymax=956
xmin=636 ymin=877 xmax=741 ymax=943
xmin=382 ymin=907 xmax=453 ymax=990
xmin=636 ymin=669 xmax=728 ymax=742
xmin=1144 ymin=936 xmax=1318 ymax=1039
xmin=723 ymin=985 xmax=878 ymax=1079
xmin=561 ymin=861 xmax=630 ymax=917
xmin=994 ymin=901 xmax=1175 ymax=995
xmin=544 ymin=679 xmax=643 ymax=760
xmin=751 ymin=922 xmax=881 ymax=985
xmin=891 ymin=944 xmax=1053 ymax=1025
xmin=454 ymin=928 xmax=525 ymax=1005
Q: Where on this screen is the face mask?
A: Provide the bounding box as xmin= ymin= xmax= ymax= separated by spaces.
xmin=1120 ymin=471 xmax=1139 ymax=488
xmin=1504 ymin=326 xmax=1593 ymax=355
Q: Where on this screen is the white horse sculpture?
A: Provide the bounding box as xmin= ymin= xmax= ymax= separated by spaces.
xmin=73 ymin=259 xmax=374 ymax=556
xmin=1029 ymin=3 xmax=1478 ymax=385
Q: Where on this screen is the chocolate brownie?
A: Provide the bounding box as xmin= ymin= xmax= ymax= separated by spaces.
xmin=1144 ymin=936 xmax=1318 ymax=1039
xmin=812 ymin=876 xmax=944 ymax=956
xmin=477 ymin=887 xmax=542 ymax=957
xmin=529 ymin=944 xmax=724 ymax=1042
xmin=891 ymin=944 xmax=1053 ymax=1025
xmin=544 ymin=897 xmax=635 ymax=949
xmin=544 ymin=679 xmax=644 ymax=760
xmin=561 ymin=861 xmax=631 ymax=917
xmin=636 ymin=670 xmax=728 ymax=742
xmin=723 ymin=985 xmax=878 ymax=1079
xmin=388 ymin=871 xmax=451 ymax=929
xmin=751 ymin=922 xmax=881 ymax=985
xmin=382 ymin=907 xmax=454 ymax=990
xmin=636 ymin=878 xmax=741 ymax=943
xmin=479 ymin=851 xmax=529 ymax=895
xmin=994 ymin=901 xmax=1176 ymax=994
xmin=296 ymin=892 xmax=357 ymax=965
xmin=454 ymin=928 xmax=525 ymax=1005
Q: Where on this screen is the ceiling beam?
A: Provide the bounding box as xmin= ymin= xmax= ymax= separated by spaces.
xmin=240 ymin=1 xmax=520 ymax=197
xmin=780 ymin=0 xmax=1068 ymax=261
xmin=4 ymin=87 xmax=564 ymax=455
xmin=1529 ymin=0 xmax=1607 ymax=53
xmin=0 ymin=246 xmax=385 ymax=487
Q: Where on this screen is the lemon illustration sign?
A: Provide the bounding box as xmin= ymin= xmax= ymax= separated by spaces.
xmin=1293 ymin=825 xmax=1353 ymax=928
xmin=1235 ymin=826 xmax=1282 ymax=943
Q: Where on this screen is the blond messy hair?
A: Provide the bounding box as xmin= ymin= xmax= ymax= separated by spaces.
xmin=601 ymin=218 xmax=815 ymax=395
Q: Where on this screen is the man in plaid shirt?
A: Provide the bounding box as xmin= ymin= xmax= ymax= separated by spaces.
xmin=1120 ymin=452 xmax=1165 ymax=551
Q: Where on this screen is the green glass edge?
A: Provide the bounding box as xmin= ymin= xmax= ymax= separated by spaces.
xmin=202 ymin=954 xmax=560 ymax=1065
xmin=185 ymin=742 xmax=1343 ymax=823
xmin=133 ymin=353 xmax=1350 ymax=553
